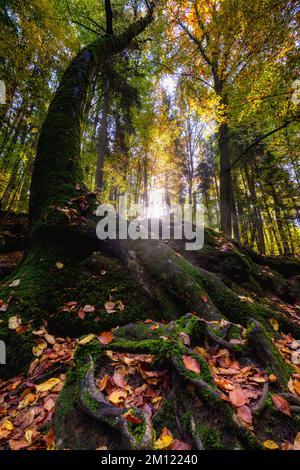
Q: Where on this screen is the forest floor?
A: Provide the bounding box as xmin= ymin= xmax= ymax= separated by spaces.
xmin=0 ymin=212 xmax=300 ymax=450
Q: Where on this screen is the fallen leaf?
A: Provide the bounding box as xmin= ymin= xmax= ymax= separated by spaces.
xmin=0 ymin=418 xmax=14 ymax=432
xmin=44 ymin=334 xmax=56 ymax=345
xmin=8 ymin=316 xmax=22 ymax=330
xmin=55 ymin=262 xmax=64 ymax=270
xmin=268 ymin=374 xmax=277 ymax=383
xmin=113 ymin=369 xmax=127 ymax=388
xmin=98 ymin=331 xmax=114 ymax=345
xmin=182 ymin=355 xmax=201 ymax=374
xmin=201 ymin=293 xmax=208 ymax=303
xmin=0 ymin=300 xmax=8 ymax=312
xmin=293 ymin=380 xmax=300 ymax=396
xmin=32 ymin=340 xmax=47 ymax=357
xmin=25 ymin=429 xmax=33 ymax=444
xmin=83 ymin=304 xmax=95 ymax=313
xmin=272 ymin=394 xmax=292 ymax=417
xmin=229 ymin=388 xmax=248 ymax=407
xmin=98 ymin=374 xmax=110 ymax=392
xmin=44 ymin=397 xmax=55 ymax=412
xmin=78 ymin=334 xmax=95 ymax=345
xmin=237 ymin=405 xmax=252 ymax=425
xmin=9 ymin=439 xmax=30 ymax=450
xmin=155 ymin=434 xmax=173 ymax=450
xmin=123 ymin=410 xmax=142 ymax=425
xmin=294 ymin=432 xmax=300 ymax=450
xmin=214 ymin=377 xmax=234 ymax=391
xmin=44 ymin=428 xmax=56 ymax=450
xmin=108 ymin=389 xmax=127 ymax=404
xmin=171 ymin=439 xmax=192 ymax=450
xmin=105 ymin=301 xmax=116 ymax=314
xmin=263 ymin=440 xmax=279 ymax=450
xmin=269 ymin=318 xmax=279 ymax=331
xmin=36 ymin=378 xmax=61 ymax=393
xmin=194 ymin=346 xmax=209 ymax=359
xmin=9 ymin=279 xmax=20 ymax=288
xmin=291 ymin=351 xmax=300 ymax=365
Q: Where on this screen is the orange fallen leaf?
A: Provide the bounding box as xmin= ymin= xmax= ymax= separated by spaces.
xmin=123 ymin=410 xmax=142 ymax=425
xmin=237 ymin=405 xmax=252 ymax=425
xmin=98 ymin=331 xmax=114 ymax=345
xmin=108 ymin=389 xmax=127 ymax=404
xmin=229 ymin=388 xmax=248 ymax=407
xmin=9 ymin=439 xmax=30 ymax=450
xmin=272 ymin=394 xmax=292 ymax=417
xmin=98 ymin=374 xmax=110 ymax=392
xmin=36 ymin=378 xmax=60 ymax=393
xmin=182 ymin=355 xmax=201 ymax=374
xmin=263 ymin=440 xmax=279 ymax=450
xmin=171 ymin=439 xmax=192 ymax=450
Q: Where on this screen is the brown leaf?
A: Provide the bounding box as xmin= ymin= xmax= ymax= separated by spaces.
xmin=237 ymin=405 xmax=252 ymax=425
xmin=44 ymin=428 xmax=56 ymax=450
xmin=83 ymin=304 xmax=95 ymax=313
xmin=229 ymin=388 xmax=248 ymax=407
xmin=105 ymin=301 xmax=116 ymax=314
xmin=182 ymin=355 xmax=201 ymax=374
xmin=113 ymin=368 xmax=127 ymax=388
xmin=272 ymin=394 xmax=292 ymax=417
xmin=171 ymin=439 xmax=192 ymax=450
xmin=97 ymin=374 xmax=110 ymax=392
xmin=200 ymin=293 xmax=208 ymax=303
xmin=123 ymin=410 xmax=142 ymax=425
xmin=44 ymin=397 xmax=55 ymax=412
xmin=9 ymin=439 xmax=30 ymax=450
xmin=78 ymin=308 xmax=86 ymax=320
xmin=98 ymin=331 xmax=114 ymax=345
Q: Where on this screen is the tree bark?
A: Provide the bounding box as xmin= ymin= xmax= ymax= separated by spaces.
xmin=95 ymin=79 xmax=109 ymax=191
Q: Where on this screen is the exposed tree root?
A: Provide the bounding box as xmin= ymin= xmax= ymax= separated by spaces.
xmin=52 ymin=312 xmax=300 ymax=450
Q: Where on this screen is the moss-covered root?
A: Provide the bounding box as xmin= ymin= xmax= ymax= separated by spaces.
xmin=247 ymin=319 xmax=292 ymax=388
xmin=80 ymin=355 xmax=153 ymax=450
xmin=66 ymin=323 xmax=262 ymax=450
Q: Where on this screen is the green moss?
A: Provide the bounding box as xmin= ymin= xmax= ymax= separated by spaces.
xmin=154 ymin=400 xmax=177 ymax=432
xmin=196 ymin=425 xmax=225 ymax=450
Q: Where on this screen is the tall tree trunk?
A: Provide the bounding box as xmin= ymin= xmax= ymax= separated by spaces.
xmin=272 ymin=189 xmax=291 ymax=256
xmin=95 ymin=79 xmax=109 ymax=191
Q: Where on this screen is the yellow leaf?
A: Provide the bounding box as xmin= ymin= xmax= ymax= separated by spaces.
xmin=269 ymin=318 xmax=279 ymax=331
xmin=107 ymin=389 xmax=127 ymax=404
xmin=18 ymin=393 xmax=37 ymax=409
xmin=8 ymin=316 xmax=22 ymax=330
xmin=56 ymin=262 xmax=64 ymax=269
xmin=263 ymin=440 xmax=279 ymax=449
xmin=194 ymin=346 xmax=208 ymax=358
xmin=1 ymin=418 xmax=14 ymax=431
xmin=44 ymin=334 xmax=55 ymax=345
xmin=36 ymin=378 xmax=60 ymax=393
xmin=32 ymin=340 xmax=47 ymax=357
xmin=155 ymin=435 xmax=173 ymax=450
xmin=25 ymin=429 xmax=33 ymax=444
xmin=78 ymin=334 xmax=95 ymax=345
xmin=268 ymin=374 xmax=277 ymax=383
